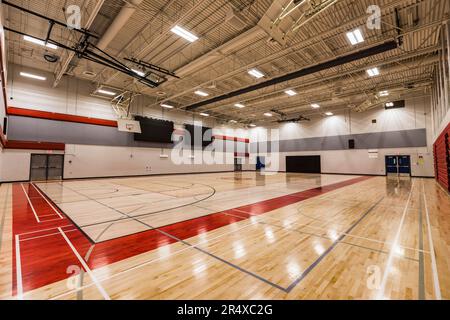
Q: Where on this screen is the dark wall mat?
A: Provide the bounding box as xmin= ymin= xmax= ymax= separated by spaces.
xmin=286 ymin=156 xmax=321 ymax=173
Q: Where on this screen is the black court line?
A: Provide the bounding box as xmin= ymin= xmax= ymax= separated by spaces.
xmin=285 ymin=196 xmax=385 ymax=293
xmin=46 ymin=181 xmax=287 ymax=291
xmin=71 ymin=184 xmax=217 ymax=229
xmin=257 ymin=220 xmax=419 ymax=263
xmin=32 ymin=183 xmax=96 ymax=244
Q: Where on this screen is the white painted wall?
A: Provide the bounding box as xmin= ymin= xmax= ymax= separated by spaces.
xmin=0 ymin=149 xmax=65 ymax=182
xmin=249 ymin=97 xmax=434 ymax=177
xmin=3 ymin=63 xmax=437 ymax=180
xmin=63 ymin=144 xmax=254 ymax=179
xmin=6 ymin=63 xmax=250 ymax=140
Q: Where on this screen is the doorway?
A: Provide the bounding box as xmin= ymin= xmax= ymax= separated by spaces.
xmin=30 ymin=154 xmax=64 ymax=181
xmin=234 ymin=158 xmax=243 ymax=172
xmin=385 ymin=155 xmax=411 ymax=176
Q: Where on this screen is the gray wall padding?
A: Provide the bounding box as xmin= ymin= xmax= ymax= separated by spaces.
xmin=249 ymin=128 xmax=427 ymax=153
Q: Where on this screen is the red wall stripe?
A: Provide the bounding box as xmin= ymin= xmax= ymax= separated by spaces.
xmin=214 ymin=135 xmax=249 ymax=143
xmin=7 ymin=107 xmax=118 ymax=128
xmin=5 ymin=140 xmax=65 ymax=150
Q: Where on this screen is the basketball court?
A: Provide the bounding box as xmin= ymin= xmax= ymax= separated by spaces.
xmin=0 ymin=0 xmax=449 ymax=301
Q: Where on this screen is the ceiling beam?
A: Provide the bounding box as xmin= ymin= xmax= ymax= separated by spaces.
xmin=184 ymin=40 xmax=398 ymax=111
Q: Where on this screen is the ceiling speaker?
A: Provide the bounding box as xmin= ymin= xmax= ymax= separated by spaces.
xmin=225 ymin=8 xmax=247 ymax=29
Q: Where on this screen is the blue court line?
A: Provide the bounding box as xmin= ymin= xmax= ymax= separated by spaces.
xmin=285 ymin=197 xmax=385 ymax=293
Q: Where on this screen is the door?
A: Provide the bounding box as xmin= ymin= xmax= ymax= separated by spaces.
xmin=385 ymin=155 xmax=411 ymax=176
xmin=397 ymin=155 xmax=411 ymax=176
xmin=30 ymin=154 xmax=48 ymax=181
xmin=286 ymin=156 xmax=321 ymax=173
xmin=385 ymin=156 xmax=398 ymax=175
xmin=47 ymin=155 xmax=64 ymax=180
xmin=30 ymin=154 xmax=64 ymax=181
xmin=256 ymin=156 xmax=265 ymax=171
xmin=234 ymin=158 xmax=242 ymax=172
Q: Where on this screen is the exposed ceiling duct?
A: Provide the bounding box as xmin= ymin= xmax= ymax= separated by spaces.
xmin=96 ymin=0 xmax=144 ymax=51
xmin=185 ymin=40 xmax=398 ymax=111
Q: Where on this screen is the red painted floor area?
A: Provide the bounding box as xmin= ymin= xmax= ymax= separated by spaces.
xmin=11 ymin=176 xmax=371 ymax=295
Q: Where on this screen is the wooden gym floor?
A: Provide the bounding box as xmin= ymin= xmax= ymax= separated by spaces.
xmin=0 ymin=172 xmax=448 ymax=300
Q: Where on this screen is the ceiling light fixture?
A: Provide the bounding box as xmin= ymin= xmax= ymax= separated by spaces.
xmin=229 ymin=120 xmax=238 ymax=124
xmin=285 ymin=89 xmax=297 ymax=96
xmin=97 ymin=89 xmax=116 ymax=96
xmin=379 ymin=90 xmax=389 ymax=97
xmin=249 ymin=124 xmax=257 ymax=127
xmin=248 ymin=68 xmax=265 ymax=79
xmin=132 ymin=69 xmax=145 ymax=77
xmin=171 ymin=25 xmax=199 ymax=42
xmin=385 ymin=102 xmax=394 ymax=107
xmin=20 ymin=72 xmax=46 ymax=81
xmin=264 ymin=112 xmax=273 ymax=117
xmin=367 ymin=67 xmax=380 ymax=77
xmin=161 ymin=104 xmax=174 ymax=109
xmin=346 ymin=29 xmax=364 ymax=45
xmin=23 ymin=35 xmax=58 ymax=49
xmin=199 ymin=112 xmax=209 ymax=117
xmin=234 ymin=103 xmax=245 ymax=108
xmin=195 ymin=90 xmax=209 ymax=97
xmin=325 ymin=112 xmax=334 ymax=116
xmin=311 ymin=103 xmax=320 ymax=109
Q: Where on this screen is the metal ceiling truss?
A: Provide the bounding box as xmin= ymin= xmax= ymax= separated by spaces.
xmin=2 ymin=1 xmax=176 ymax=89
xmin=184 ymin=40 xmax=398 ymax=111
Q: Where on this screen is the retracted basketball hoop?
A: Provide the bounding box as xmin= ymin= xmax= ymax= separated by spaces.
xmin=118 ymin=119 xmax=142 ymax=133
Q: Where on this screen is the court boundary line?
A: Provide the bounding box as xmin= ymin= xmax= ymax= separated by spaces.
xmin=30 ymin=183 xmax=64 ymax=219
xmin=16 ymin=175 xmax=371 ymax=297
xmin=228 ymin=206 xmax=430 ymax=255
xmin=20 ymin=184 xmax=40 ymax=223
xmin=57 ymin=227 xmax=110 ymax=300
xmin=376 ymin=179 xmax=414 ymax=299
xmin=422 ymin=180 xmax=442 ymax=300
xmin=15 ymin=234 xmax=23 ymax=300
xmin=47 ymin=219 xmax=261 ymax=300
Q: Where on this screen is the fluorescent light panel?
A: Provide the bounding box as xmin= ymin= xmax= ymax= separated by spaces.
xmin=346 ymin=29 xmax=364 ymax=45
xmin=311 ymin=103 xmax=320 ymax=109
xmin=97 ymin=89 xmax=116 ymax=96
xmin=161 ymin=104 xmax=174 ymax=109
xmin=171 ymin=25 xmax=199 ymax=42
xmin=132 ymin=69 xmax=145 ymax=77
xmin=325 ymin=112 xmax=334 ymax=116
xmin=249 ymin=124 xmax=256 ymax=127
xmin=367 ymin=67 xmax=380 ymax=77
xmin=20 ymin=72 xmax=46 ymax=81
xmin=195 ymin=90 xmax=209 ymax=97
xmin=248 ymin=68 xmax=264 ymax=79
xmin=199 ymin=112 xmax=209 ymax=117
xmin=264 ymin=112 xmax=273 ymax=117
xmin=379 ymin=90 xmax=389 ymax=97
xmin=234 ymin=103 xmax=245 ymax=108
xmin=24 ymin=35 xmax=58 ymax=49
xmin=285 ymin=89 xmax=297 ymax=96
